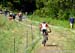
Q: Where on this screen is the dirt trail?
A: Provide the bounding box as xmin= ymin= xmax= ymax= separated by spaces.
xmin=22 ymin=19 xmax=75 ymax=53
xmin=34 ymin=28 xmax=65 ymax=53
xmin=16 ymin=19 xmax=75 ymax=53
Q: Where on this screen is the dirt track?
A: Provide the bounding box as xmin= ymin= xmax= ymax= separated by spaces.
xmin=33 ymin=25 xmax=75 ymax=53
xmin=35 ymin=28 xmax=64 ymax=53
xmin=17 ymin=19 xmax=75 ymax=53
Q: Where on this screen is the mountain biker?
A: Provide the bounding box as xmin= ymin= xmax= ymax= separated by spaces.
xmin=39 ymin=21 xmax=51 ymax=46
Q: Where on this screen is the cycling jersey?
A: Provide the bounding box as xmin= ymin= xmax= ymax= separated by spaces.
xmin=40 ymin=23 xmax=48 ymax=30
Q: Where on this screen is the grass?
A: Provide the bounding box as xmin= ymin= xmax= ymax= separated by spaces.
xmin=28 ymin=15 xmax=75 ymax=53
xmin=0 ymin=16 xmax=26 ymax=53
xmin=0 ymin=14 xmax=75 ymax=53
xmin=53 ymin=27 xmax=75 ymax=50
xmin=28 ymin=15 xmax=75 ymax=29
xmin=0 ymin=14 xmax=41 ymax=53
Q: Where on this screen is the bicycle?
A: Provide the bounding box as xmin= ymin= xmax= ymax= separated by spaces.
xmin=42 ymin=29 xmax=51 ymax=46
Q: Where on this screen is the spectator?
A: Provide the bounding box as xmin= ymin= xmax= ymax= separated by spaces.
xmin=0 ymin=9 xmax=3 ymax=14
xmin=8 ymin=11 xmax=13 ymax=20
xmin=4 ymin=9 xmax=9 ymax=16
xmin=12 ymin=13 xmax=16 ymax=20
xmin=18 ymin=11 xmax=23 ymax=21
xmin=69 ymin=17 xmax=74 ymax=29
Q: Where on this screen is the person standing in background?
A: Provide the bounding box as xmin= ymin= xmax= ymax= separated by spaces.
xmin=0 ymin=9 xmax=3 ymax=14
xmin=4 ymin=9 xmax=9 ymax=16
xmin=18 ymin=11 xmax=23 ymax=21
xmin=69 ymin=17 xmax=74 ymax=29
xmin=12 ymin=13 xmax=16 ymax=20
xmin=8 ymin=11 xmax=13 ymax=20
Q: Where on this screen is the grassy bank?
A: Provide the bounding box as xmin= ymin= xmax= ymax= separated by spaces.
xmin=28 ymin=15 xmax=75 ymax=29
xmin=0 ymin=14 xmax=26 ymax=53
xmin=0 ymin=14 xmax=41 ymax=53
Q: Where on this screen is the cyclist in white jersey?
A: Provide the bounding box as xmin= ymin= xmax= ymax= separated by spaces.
xmin=39 ymin=22 xmax=51 ymax=46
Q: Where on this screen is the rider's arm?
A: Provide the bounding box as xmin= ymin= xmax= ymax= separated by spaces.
xmin=46 ymin=24 xmax=51 ymax=33
xmin=46 ymin=23 xmax=48 ymax=27
xmin=39 ymin=24 xmax=42 ymax=31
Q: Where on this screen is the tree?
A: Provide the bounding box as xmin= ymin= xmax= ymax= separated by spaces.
xmin=34 ymin=0 xmax=75 ymax=20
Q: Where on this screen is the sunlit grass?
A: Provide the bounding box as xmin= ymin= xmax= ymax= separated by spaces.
xmin=0 ymin=15 xmax=40 ymax=53
xmin=28 ymin=15 xmax=75 ymax=29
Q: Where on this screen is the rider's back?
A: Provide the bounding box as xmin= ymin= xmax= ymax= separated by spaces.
xmin=40 ymin=23 xmax=48 ymax=30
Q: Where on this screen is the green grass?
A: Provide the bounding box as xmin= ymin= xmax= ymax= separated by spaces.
xmin=0 ymin=15 xmax=41 ymax=53
xmin=0 ymin=16 xmax=26 ymax=53
xmin=53 ymin=27 xmax=75 ymax=50
xmin=28 ymin=15 xmax=75 ymax=29
xmin=28 ymin=15 xmax=75 ymax=53
xmin=0 ymin=14 xmax=75 ymax=53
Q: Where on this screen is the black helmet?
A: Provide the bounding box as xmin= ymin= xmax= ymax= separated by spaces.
xmin=43 ymin=21 xmax=46 ymax=23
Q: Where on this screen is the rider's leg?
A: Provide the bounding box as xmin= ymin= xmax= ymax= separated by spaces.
xmin=46 ymin=35 xmax=48 ymax=40
xmin=45 ymin=31 xmax=48 ymax=40
xmin=42 ymin=33 xmax=46 ymax=44
xmin=42 ymin=30 xmax=46 ymax=45
xmin=42 ymin=29 xmax=48 ymax=46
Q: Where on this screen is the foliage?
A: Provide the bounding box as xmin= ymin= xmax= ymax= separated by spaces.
xmin=35 ymin=0 xmax=75 ymax=20
xmin=0 ymin=0 xmax=75 ymax=20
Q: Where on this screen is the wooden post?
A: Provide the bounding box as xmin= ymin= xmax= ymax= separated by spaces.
xmin=14 ymin=37 xmax=15 ymax=53
xmin=25 ymin=15 xmax=29 ymax=53
xmin=26 ymin=30 xmax=28 ymax=48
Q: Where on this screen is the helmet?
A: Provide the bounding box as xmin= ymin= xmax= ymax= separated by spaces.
xmin=43 ymin=21 xmax=46 ymax=23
